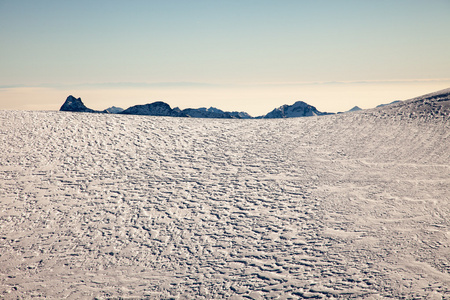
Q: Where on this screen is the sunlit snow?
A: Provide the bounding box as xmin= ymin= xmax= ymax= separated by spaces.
xmin=0 ymin=90 xmax=449 ymax=298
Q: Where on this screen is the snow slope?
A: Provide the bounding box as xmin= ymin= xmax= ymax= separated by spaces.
xmin=0 ymin=91 xmax=449 ymax=298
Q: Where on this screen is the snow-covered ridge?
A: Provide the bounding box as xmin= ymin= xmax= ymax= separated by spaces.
xmin=364 ymin=88 xmax=450 ymax=119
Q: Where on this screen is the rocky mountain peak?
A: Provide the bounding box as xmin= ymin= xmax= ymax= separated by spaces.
xmin=348 ymin=106 xmax=362 ymax=112
xmin=262 ymin=101 xmax=331 ymax=118
xmin=60 ymin=95 xmax=97 ymax=113
xmin=120 ymin=101 xmax=186 ymax=117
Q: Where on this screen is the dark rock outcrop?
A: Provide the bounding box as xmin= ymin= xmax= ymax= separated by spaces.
xmin=105 ymin=106 xmax=124 ymax=114
xmin=181 ymin=107 xmax=252 ymax=119
xmin=120 ymin=102 xmax=187 ymax=117
xmin=60 ymin=95 xmax=103 ymax=113
xmin=261 ymin=101 xmax=332 ymax=118
xmin=348 ymin=106 xmax=362 ymax=112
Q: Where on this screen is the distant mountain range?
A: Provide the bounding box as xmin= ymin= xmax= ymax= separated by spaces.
xmin=64 ymin=93 xmax=447 ymax=119
xmin=58 ymin=89 xmax=450 ymax=119
xmin=59 ymin=96 xmax=334 ymax=119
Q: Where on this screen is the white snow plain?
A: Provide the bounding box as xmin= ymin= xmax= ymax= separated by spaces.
xmin=0 ymin=91 xmax=449 ymax=299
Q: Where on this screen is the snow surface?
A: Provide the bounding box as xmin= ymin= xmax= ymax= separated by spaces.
xmin=0 ymin=96 xmax=449 ymax=298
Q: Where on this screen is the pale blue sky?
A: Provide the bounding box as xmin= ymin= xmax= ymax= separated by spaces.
xmin=1 ymin=0 xmax=450 ymax=115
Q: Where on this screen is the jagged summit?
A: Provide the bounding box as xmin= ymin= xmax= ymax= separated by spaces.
xmin=60 ymin=95 xmax=100 ymax=113
xmin=262 ymin=101 xmax=332 ymax=118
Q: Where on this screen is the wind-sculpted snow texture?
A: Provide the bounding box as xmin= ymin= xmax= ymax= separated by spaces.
xmin=0 ymin=92 xmax=449 ymax=298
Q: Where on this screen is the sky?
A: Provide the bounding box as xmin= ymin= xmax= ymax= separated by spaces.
xmin=1 ymin=0 xmax=450 ymax=116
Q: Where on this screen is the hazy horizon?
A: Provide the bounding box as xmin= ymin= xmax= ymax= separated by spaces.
xmin=1 ymin=80 xmax=450 ymax=116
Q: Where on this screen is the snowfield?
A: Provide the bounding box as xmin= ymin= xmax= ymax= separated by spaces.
xmin=0 ymin=92 xmax=449 ymax=299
